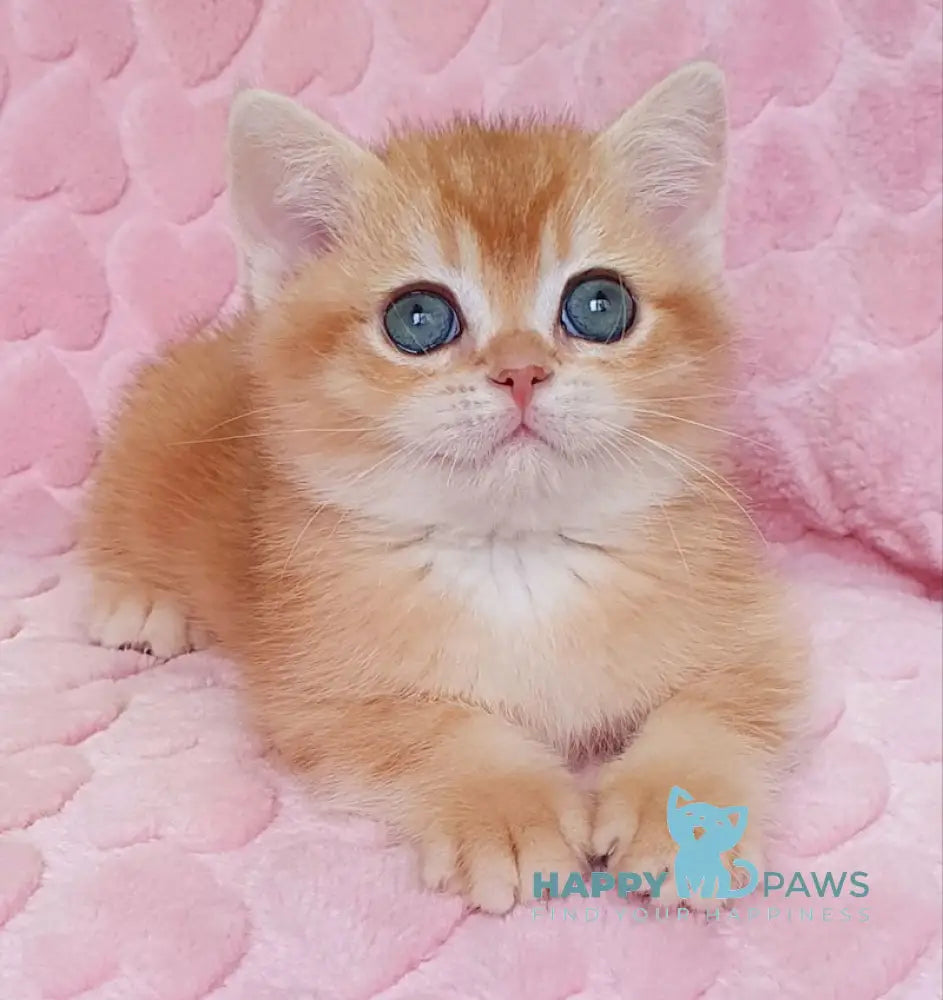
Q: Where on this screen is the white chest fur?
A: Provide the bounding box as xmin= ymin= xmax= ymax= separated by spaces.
xmin=421 ymin=533 xmax=595 ymax=625
xmin=409 ymin=533 xmax=635 ymax=745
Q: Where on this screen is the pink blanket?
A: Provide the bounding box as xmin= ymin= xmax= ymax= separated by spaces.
xmin=0 ymin=2 xmax=940 ymax=998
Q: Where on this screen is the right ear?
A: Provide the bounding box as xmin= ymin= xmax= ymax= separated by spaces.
xmin=227 ymin=89 xmax=381 ymax=308
xmin=595 ymin=62 xmax=727 ymax=272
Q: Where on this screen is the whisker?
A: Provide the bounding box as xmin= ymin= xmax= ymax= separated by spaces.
xmin=199 ymin=401 xmax=306 ymax=434
xmin=638 ymin=440 xmax=766 ymax=545
xmin=638 ymin=390 xmax=747 ymax=403
xmin=610 ymin=431 xmax=722 ymax=515
xmin=172 ymin=427 xmax=381 ymax=446
xmin=621 ymin=343 xmax=729 ymax=384
xmin=628 ymin=408 xmax=773 ymax=449
xmin=620 ymin=429 xmax=752 ymax=500
xmin=600 ymin=422 xmax=767 ymax=546
xmin=660 ymin=505 xmax=691 ymax=575
xmin=279 ymin=441 xmax=422 ymax=575
xmin=279 ymin=501 xmax=329 ymax=581
xmin=593 ymin=435 xmax=690 ymax=576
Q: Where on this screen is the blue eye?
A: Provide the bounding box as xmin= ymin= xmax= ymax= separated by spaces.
xmin=561 ymin=272 xmax=636 ymax=343
xmin=383 ymin=289 xmax=461 ymax=354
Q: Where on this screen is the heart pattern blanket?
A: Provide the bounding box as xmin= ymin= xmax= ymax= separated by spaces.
xmin=0 ymin=2 xmax=940 ymax=998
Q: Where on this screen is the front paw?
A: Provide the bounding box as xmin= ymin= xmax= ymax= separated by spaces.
xmin=592 ymin=766 xmax=762 ymax=910
xmin=415 ymin=765 xmax=590 ymax=915
xmin=87 ymin=579 xmax=203 ymax=660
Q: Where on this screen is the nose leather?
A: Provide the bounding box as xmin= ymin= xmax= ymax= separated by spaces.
xmin=488 ymin=364 xmax=550 ymax=410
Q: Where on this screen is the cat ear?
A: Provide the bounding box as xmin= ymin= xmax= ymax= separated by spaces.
xmin=596 ymin=62 xmax=727 ymax=271
xmin=669 ymin=786 xmax=695 ymax=808
xmin=227 ymin=89 xmax=381 ymax=308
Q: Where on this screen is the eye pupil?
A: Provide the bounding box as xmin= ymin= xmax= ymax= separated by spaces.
xmin=385 ymin=289 xmax=461 ymax=354
xmin=560 ymin=272 xmax=635 ymax=343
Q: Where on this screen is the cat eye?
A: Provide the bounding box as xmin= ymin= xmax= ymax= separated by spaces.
xmin=560 ymin=271 xmax=636 ymax=343
xmin=383 ymin=288 xmax=461 ymax=355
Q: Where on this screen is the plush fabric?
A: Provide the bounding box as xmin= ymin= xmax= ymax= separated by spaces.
xmin=0 ymin=1 xmax=939 ymax=998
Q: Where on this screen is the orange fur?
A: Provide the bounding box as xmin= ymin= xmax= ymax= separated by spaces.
xmin=80 ymin=67 xmax=806 ymax=913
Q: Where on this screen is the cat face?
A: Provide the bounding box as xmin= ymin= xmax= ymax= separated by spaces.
xmin=231 ymin=65 xmax=730 ymax=537
xmin=667 ymin=786 xmax=748 ymax=852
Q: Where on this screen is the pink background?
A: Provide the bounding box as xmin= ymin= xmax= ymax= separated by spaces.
xmin=0 ymin=2 xmax=940 ymax=998
xmin=0 ymin=0 xmax=940 ymax=580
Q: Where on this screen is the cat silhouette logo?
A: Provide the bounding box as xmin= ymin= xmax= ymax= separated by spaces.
xmin=667 ymin=786 xmax=759 ymax=900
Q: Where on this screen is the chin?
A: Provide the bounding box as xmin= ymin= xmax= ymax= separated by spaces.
xmin=464 ymin=434 xmax=565 ymax=500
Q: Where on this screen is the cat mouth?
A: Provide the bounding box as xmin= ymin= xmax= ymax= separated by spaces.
xmin=425 ymin=423 xmax=556 ymax=471
xmin=508 ymin=425 xmax=541 ymax=442
xmin=693 ymin=826 xmax=706 ymax=840
xmin=495 ymin=421 xmax=554 ymax=451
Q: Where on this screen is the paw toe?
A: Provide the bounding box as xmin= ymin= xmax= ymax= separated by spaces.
xmin=88 ymin=588 xmax=191 ymax=660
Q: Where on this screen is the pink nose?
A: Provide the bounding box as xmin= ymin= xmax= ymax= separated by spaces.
xmin=488 ymin=365 xmax=550 ymax=411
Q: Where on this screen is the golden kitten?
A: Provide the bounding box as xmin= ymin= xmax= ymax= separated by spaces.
xmin=81 ymin=63 xmax=805 ymax=913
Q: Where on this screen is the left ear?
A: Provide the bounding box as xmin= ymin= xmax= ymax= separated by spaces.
xmin=227 ymin=88 xmax=383 ymax=308
xmin=595 ymin=61 xmax=727 ymax=271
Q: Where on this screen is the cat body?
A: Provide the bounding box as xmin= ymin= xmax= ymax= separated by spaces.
xmin=85 ymin=325 xmax=776 ymax=756
xmin=81 ymin=64 xmax=806 ymax=914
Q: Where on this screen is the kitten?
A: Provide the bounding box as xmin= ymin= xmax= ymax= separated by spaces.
xmin=80 ymin=63 xmax=806 ymax=914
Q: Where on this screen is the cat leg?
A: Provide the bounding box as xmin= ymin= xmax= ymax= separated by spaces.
xmin=261 ymin=695 xmax=590 ymax=914
xmin=87 ymin=576 xmax=203 ymax=659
